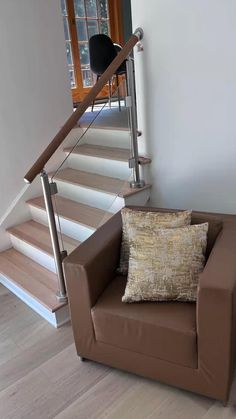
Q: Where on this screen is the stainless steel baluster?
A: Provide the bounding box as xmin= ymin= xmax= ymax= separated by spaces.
xmin=126 ymin=52 xmax=145 ymax=189
xmin=40 ymin=170 xmax=68 ymax=303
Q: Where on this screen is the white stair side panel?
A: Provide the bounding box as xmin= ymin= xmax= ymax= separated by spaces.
xmin=65 ymin=153 xmax=132 ymax=180
xmin=82 ymin=128 xmax=131 ymax=149
xmin=53 ymin=305 xmax=71 ymax=328
xmin=124 ymin=187 xmax=151 ymax=207
xmin=9 ymin=235 xmax=56 ymax=273
xmin=140 ymin=164 xmax=151 ymax=184
xmin=0 ymin=274 xmax=70 ymax=328
xmin=55 ymin=180 xmax=119 ymax=212
xmin=29 ymin=205 xmax=95 ymax=242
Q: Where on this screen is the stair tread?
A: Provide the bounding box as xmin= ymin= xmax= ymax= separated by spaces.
xmin=64 ymin=144 xmax=151 ymax=165
xmin=7 ymin=220 xmax=79 ymax=256
xmin=77 ymin=122 xmax=129 ymax=132
xmin=64 ymin=144 xmax=130 ymax=161
xmin=0 ymin=249 xmax=66 ymax=312
xmin=27 ymin=196 xmax=112 ymax=229
xmin=53 ymin=168 xmax=152 ymax=198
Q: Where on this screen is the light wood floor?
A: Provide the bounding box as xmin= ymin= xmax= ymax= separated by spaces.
xmin=1 ymin=284 xmax=236 ymax=419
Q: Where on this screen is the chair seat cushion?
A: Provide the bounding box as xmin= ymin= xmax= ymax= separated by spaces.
xmin=91 ymin=277 xmax=197 ymax=368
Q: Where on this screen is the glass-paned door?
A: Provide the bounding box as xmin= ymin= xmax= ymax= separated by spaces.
xmin=61 ymin=0 xmax=77 ymax=89
xmin=61 ymin=0 xmax=124 ymax=102
xmin=74 ymin=0 xmax=110 ymax=89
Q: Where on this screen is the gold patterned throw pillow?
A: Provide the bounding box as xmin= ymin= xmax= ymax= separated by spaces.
xmin=122 ymin=223 xmax=208 ymax=303
xmin=117 ymin=208 xmax=192 ymax=275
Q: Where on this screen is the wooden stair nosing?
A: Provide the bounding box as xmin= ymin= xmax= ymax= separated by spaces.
xmin=0 ymin=249 xmax=66 ymax=312
xmin=7 ymin=220 xmax=80 ymax=257
xmin=52 ymin=168 xmax=152 ymax=198
xmin=64 ymin=144 xmax=130 ymax=162
xmin=76 ymin=122 xmax=129 ymax=132
xmin=27 ymin=196 xmax=112 ymax=230
xmin=63 ymin=144 xmax=152 ymax=165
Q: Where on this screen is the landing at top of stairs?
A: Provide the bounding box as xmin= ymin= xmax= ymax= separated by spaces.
xmin=77 ymin=107 xmax=129 ymax=131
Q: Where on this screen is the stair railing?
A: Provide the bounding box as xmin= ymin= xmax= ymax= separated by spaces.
xmin=24 ymin=28 xmax=144 ymax=302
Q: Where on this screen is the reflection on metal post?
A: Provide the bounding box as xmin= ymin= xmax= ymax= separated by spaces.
xmin=40 ymin=170 xmax=68 ymax=303
xmin=126 ymin=56 xmax=145 ymax=189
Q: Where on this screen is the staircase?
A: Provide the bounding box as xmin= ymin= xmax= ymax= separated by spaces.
xmin=0 ymin=117 xmax=151 ymax=327
xmin=0 ymin=28 xmax=150 ymax=326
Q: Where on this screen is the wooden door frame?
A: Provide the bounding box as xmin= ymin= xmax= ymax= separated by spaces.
xmin=109 ymin=0 xmax=124 ymax=46
xmin=67 ymin=0 xmax=84 ymax=103
xmin=66 ymin=0 xmax=124 ymax=103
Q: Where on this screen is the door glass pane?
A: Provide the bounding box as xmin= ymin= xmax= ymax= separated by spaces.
xmin=61 ymin=0 xmax=67 ymax=16
xmin=87 ymin=20 xmax=99 ymax=38
xmin=66 ymin=42 xmax=73 ymax=65
xmin=69 ymin=68 xmax=76 ymax=88
xmin=100 ymin=20 xmax=109 ymax=36
xmin=79 ymin=43 xmax=90 ymax=67
xmin=61 ymin=0 xmax=112 ymax=95
xmin=82 ymin=69 xmax=93 ymax=87
xmin=63 ymin=17 xmax=70 ymax=40
xmin=85 ymin=0 xmax=97 ymax=18
xmin=99 ymin=0 xmax=108 ymax=19
xmin=74 ymin=0 xmax=85 ymax=17
xmin=76 ymin=20 xmax=87 ymax=41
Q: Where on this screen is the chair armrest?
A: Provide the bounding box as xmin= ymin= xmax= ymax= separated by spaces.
xmin=64 ymin=211 xmax=122 ymax=307
xmin=63 ymin=211 xmax=122 ymax=355
xmin=197 ymin=221 xmax=236 ymax=398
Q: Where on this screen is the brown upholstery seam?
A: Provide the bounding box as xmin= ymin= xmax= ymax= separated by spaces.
xmin=95 ymin=339 xmax=198 ymax=370
xmin=91 ymin=308 xmax=197 ymax=337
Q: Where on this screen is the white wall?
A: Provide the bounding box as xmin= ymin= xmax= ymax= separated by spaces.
xmin=0 ymin=0 xmax=72 ymax=220
xmin=132 ymin=0 xmax=236 ymax=213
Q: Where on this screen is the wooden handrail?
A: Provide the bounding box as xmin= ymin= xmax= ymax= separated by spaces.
xmin=24 ymin=30 xmax=143 ymax=184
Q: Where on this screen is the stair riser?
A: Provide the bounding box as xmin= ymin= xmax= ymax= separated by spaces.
xmin=54 ymin=180 xmax=120 ymax=212
xmin=82 ymin=128 xmax=130 ymax=149
xmin=65 ymin=153 xmax=132 ymax=180
xmin=64 ymin=127 xmax=85 ymax=148
xmin=29 ymin=205 xmax=95 ymax=242
xmin=109 ymin=196 xmax=125 ymax=213
xmin=0 ymin=274 xmax=70 ymax=328
xmin=9 ymin=235 xmax=56 ymax=273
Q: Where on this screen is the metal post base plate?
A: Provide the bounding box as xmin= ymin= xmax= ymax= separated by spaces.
xmin=56 ymin=291 xmax=68 ymax=303
xmin=130 ymin=180 xmax=145 ymax=189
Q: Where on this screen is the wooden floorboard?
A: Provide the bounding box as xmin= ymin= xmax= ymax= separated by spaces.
xmin=1 ymin=283 xmax=236 ymax=418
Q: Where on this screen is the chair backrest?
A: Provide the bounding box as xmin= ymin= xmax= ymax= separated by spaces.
xmin=113 ymin=43 xmax=126 ymax=73
xmin=89 ymin=34 xmax=117 ymax=76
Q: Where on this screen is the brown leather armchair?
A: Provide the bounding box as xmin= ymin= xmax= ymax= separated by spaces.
xmin=64 ymin=207 xmax=236 ymax=402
